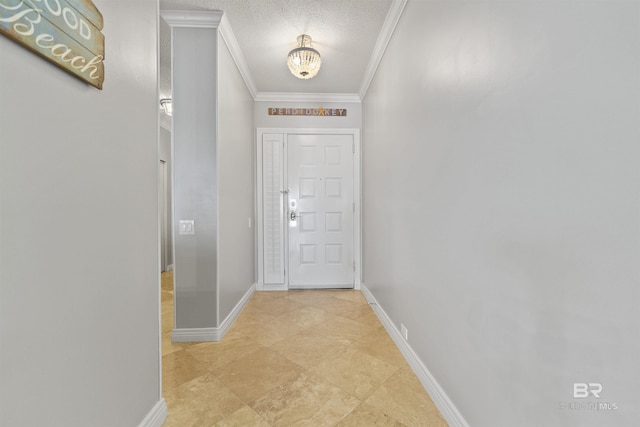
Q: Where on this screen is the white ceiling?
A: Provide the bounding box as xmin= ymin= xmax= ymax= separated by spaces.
xmin=158 ymin=0 xmax=395 ymax=99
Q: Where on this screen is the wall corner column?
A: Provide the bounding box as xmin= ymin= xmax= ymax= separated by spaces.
xmin=161 ymin=10 xmax=222 ymax=334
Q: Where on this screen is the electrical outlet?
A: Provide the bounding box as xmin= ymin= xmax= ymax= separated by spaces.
xmin=401 ymin=323 xmax=408 ymax=341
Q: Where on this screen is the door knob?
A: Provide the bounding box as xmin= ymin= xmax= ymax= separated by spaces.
xmin=290 ymin=211 xmax=297 ymax=221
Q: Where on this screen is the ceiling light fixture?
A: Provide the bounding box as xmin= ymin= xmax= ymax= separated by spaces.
xmin=160 ymin=98 xmax=173 ymax=116
xmin=287 ymin=34 xmax=321 ymax=79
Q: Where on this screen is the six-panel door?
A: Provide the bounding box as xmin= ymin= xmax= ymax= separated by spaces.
xmin=287 ymin=134 xmax=354 ymax=288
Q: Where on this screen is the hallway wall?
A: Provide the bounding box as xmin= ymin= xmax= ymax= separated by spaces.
xmin=217 ymin=32 xmax=256 ymax=323
xmin=171 ymin=24 xmax=220 ymax=330
xmin=0 ymin=1 xmax=162 ymax=426
xmin=362 ymin=1 xmax=640 ymax=426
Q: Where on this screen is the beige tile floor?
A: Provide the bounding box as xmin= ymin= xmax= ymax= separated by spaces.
xmin=161 ymin=271 xmax=448 ymax=426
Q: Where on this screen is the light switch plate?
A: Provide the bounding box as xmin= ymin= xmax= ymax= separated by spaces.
xmin=179 ymin=220 xmax=195 ymax=235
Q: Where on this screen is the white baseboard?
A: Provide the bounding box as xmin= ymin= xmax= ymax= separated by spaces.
xmin=260 ymin=283 xmax=288 ymax=291
xmin=360 ymin=284 xmax=470 ymax=427
xmin=138 ymin=399 xmax=167 ymax=427
xmin=217 ymin=283 xmax=256 ymax=335
xmin=172 ymin=327 xmax=221 ymax=342
xmin=172 ymin=283 xmax=256 ymax=342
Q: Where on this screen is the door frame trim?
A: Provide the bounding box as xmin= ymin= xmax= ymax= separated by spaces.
xmin=256 ymin=128 xmax=361 ymax=291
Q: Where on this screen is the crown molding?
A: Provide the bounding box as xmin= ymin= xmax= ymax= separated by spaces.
xmin=255 ymin=92 xmax=361 ymax=103
xmin=161 ymin=2 xmax=407 ymax=102
xmin=160 ymin=10 xmax=223 ymax=28
xmin=219 ymin=15 xmax=258 ymax=99
xmin=358 ymin=0 xmax=408 ymax=100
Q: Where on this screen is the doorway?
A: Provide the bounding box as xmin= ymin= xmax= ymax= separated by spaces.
xmin=159 ymin=159 xmax=168 ymax=272
xmin=257 ymin=129 xmax=361 ymax=291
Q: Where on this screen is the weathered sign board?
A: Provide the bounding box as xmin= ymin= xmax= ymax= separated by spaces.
xmin=0 ymin=0 xmax=105 ymax=89
xmin=268 ymin=107 xmax=347 ymax=117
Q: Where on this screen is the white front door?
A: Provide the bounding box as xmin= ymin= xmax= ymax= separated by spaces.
xmin=287 ymin=134 xmax=354 ymax=288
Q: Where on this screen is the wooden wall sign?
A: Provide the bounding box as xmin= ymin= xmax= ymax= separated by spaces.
xmin=0 ymin=0 xmax=105 ymax=89
xmin=268 ymin=107 xmax=347 ymax=117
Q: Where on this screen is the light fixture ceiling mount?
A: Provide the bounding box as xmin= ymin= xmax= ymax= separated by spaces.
xmin=287 ymin=34 xmax=321 ymax=80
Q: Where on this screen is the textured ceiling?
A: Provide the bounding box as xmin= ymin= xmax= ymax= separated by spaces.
xmin=159 ymin=0 xmax=393 ymax=97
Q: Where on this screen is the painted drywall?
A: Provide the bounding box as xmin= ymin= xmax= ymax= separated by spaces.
xmin=0 ymin=1 xmax=162 ymax=426
xmin=217 ymin=33 xmax=255 ymax=323
xmin=171 ymin=25 xmax=219 ymax=329
xmin=160 ymin=126 xmax=173 ymax=270
xmin=254 ymin=100 xmax=362 ymax=129
xmin=362 ymin=1 xmax=640 ymax=426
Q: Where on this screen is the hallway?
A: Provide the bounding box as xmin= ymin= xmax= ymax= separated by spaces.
xmin=161 ymin=272 xmax=448 ymax=426
xmin=3 ymin=1 xmax=639 ymax=425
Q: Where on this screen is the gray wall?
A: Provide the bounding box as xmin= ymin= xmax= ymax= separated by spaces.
xmin=217 ymin=35 xmax=256 ymax=322
xmin=254 ymin=101 xmax=362 ymax=129
xmin=172 ymin=26 xmax=219 ymax=329
xmin=362 ymin=1 xmax=640 ymax=426
xmin=169 ymin=14 xmax=255 ymax=331
xmin=0 ymin=1 xmax=162 ymax=426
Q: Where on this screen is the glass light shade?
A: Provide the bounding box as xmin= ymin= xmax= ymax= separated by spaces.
xmin=287 ymin=35 xmax=321 ymax=79
xmin=160 ymin=98 xmax=173 ymax=116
